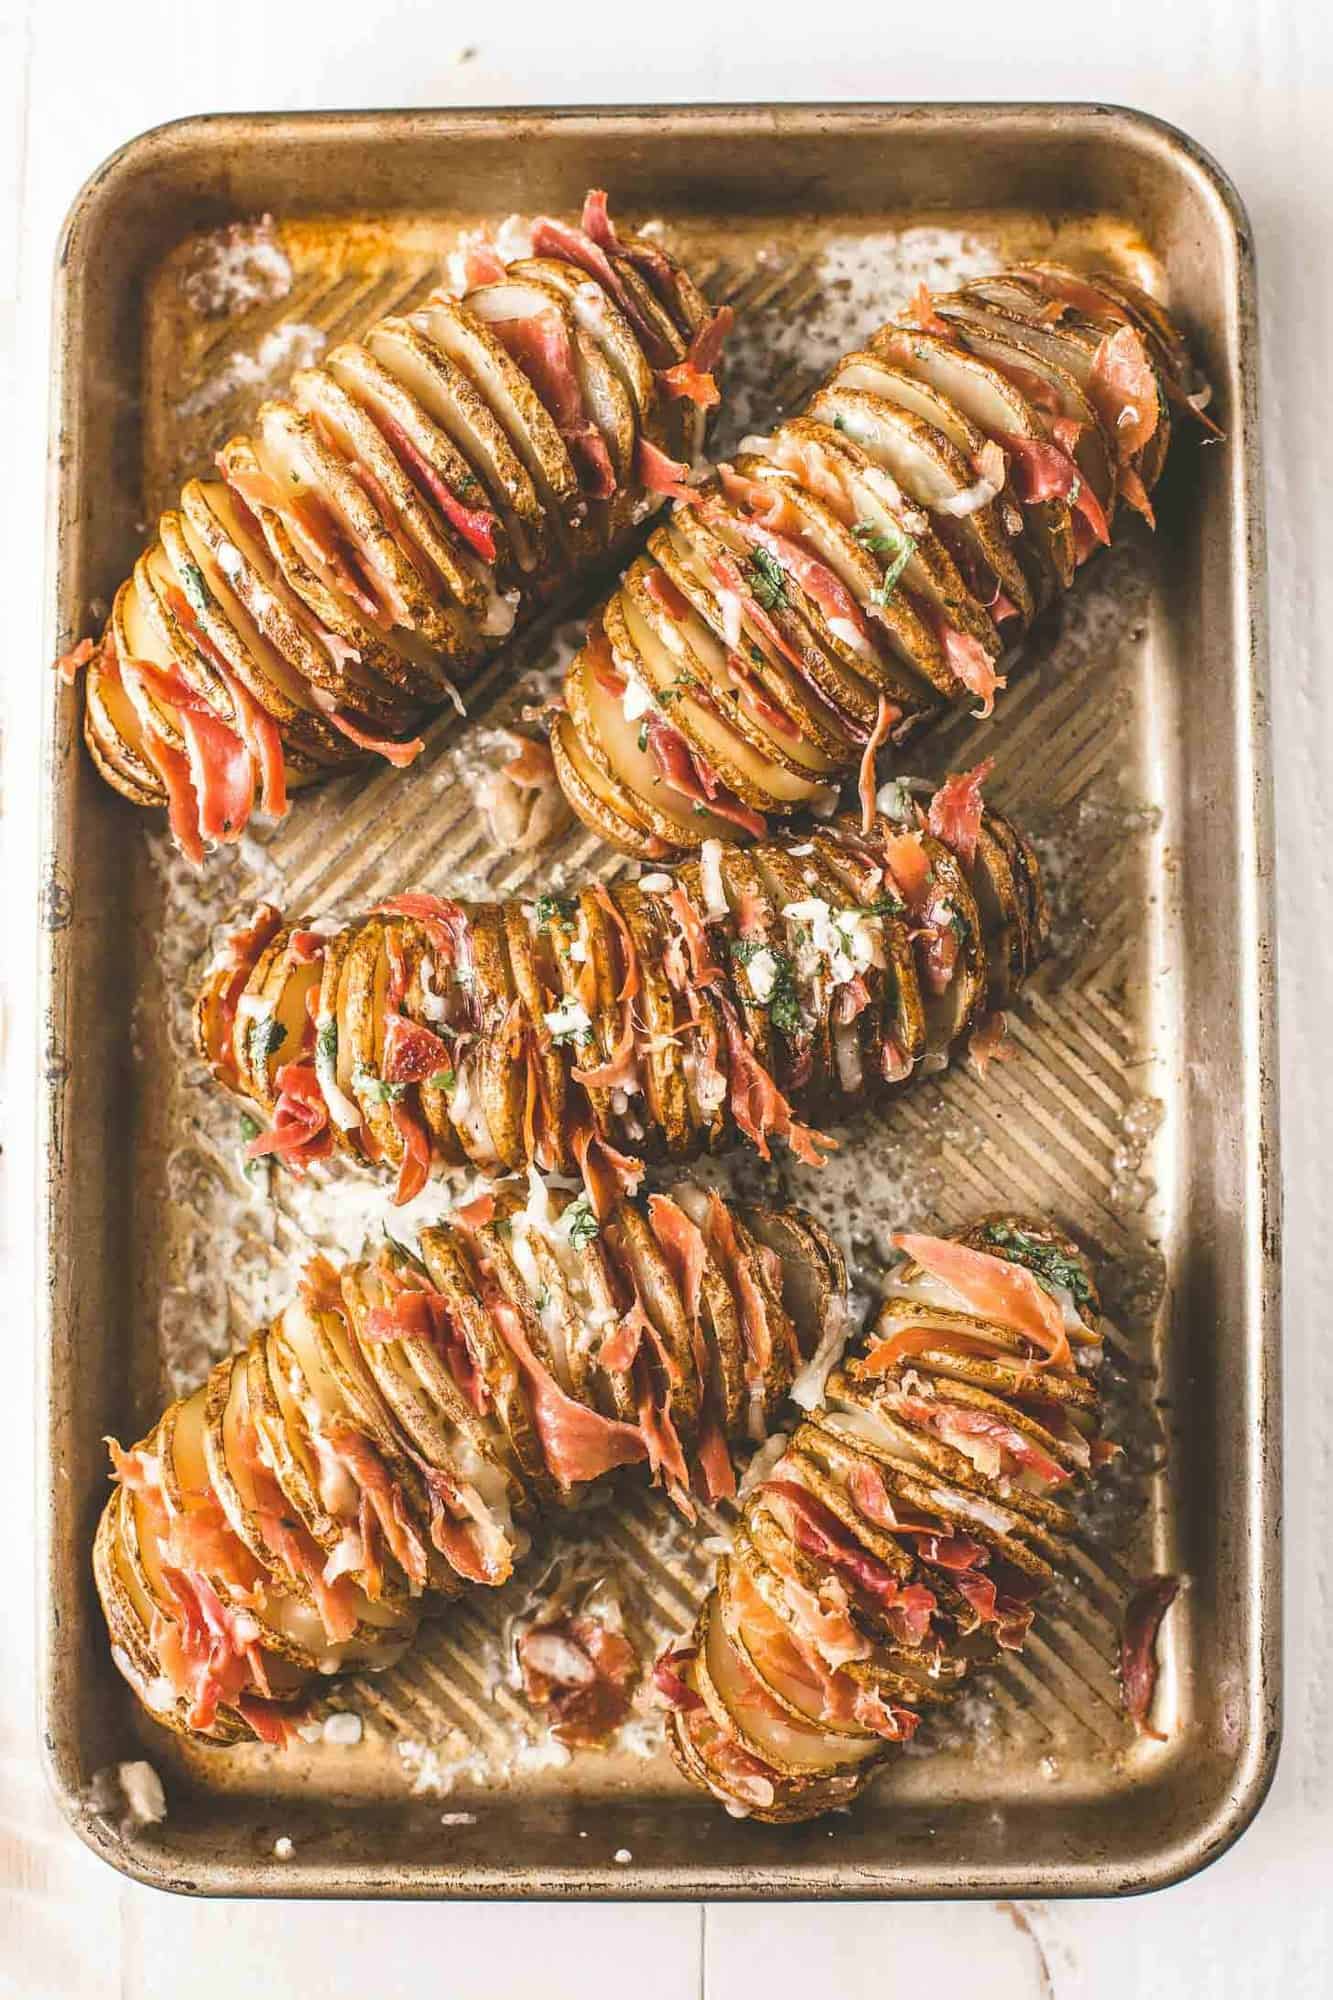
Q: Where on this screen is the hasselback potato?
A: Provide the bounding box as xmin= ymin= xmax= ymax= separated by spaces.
xmin=197 ymin=785 xmax=1044 ymax=1203
xmin=58 ymin=192 xmax=730 ymax=863
xmin=657 ymin=1215 xmax=1114 ymax=1821
xmin=552 ymin=263 xmax=1214 ymax=856
xmin=95 ymin=1181 xmax=848 ymax=1745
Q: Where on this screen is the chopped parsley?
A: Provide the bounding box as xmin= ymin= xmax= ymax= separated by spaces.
xmin=239 ymin=1113 xmax=268 ymax=1186
xmin=731 ymin=938 xmax=802 ymax=1036
xmin=533 ymin=893 xmax=576 ymax=932
xmin=746 ymin=547 xmax=788 ymax=611
xmin=428 ymin=1067 xmax=455 ymax=1092
xmin=980 ymin=1223 xmax=1095 ymax=1310
xmin=316 ymin=1019 xmax=337 ymax=1066
xmin=564 ymin=1196 xmax=599 ymax=1249
xmin=856 ymin=518 xmax=915 ymax=601
xmin=249 ymin=1015 xmax=286 ymax=1068
xmin=455 ymin=470 xmax=481 ymax=495
xmin=533 ymin=1286 xmax=551 ymax=1316
xmin=868 ymin=890 xmax=905 ymax=917
xmin=946 ymin=903 xmax=973 ymax=949
xmin=352 ymin=1062 xmax=408 ymax=1104
xmin=637 ymin=722 xmax=649 ymax=752
xmin=831 ymin=413 xmax=850 ymax=433
xmin=656 ymin=675 xmax=699 ymax=708
xmin=178 ymin=558 xmax=210 ymax=621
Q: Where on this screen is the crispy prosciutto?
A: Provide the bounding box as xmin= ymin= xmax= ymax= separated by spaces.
xmin=532 ymin=208 xmax=676 ymax=365
xmin=488 ymin=308 xmax=617 ymax=500
xmin=858 ymin=695 xmax=899 ymax=835
xmin=1120 ymin=1573 xmax=1181 ymax=1738
xmin=245 ymin=1063 xmax=334 ymax=1171
xmin=371 ymin=405 xmax=500 ymax=563
xmin=997 ymin=433 xmax=1110 ymax=556
xmin=891 ymin=1232 xmax=1073 ymax=1370
xmin=321 ymin=709 xmax=424 ymax=768
xmin=927 ymin=758 xmax=995 ymax=867
xmin=637 ymin=439 xmax=698 ymax=503
xmin=517 ymin=1609 xmax=641 ymax=1748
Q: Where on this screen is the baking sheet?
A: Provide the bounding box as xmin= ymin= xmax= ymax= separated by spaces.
xmin=38 ymin=103 xmax=1278 ymax=1898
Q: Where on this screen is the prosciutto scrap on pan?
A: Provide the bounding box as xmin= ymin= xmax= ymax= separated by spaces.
xmin=61 ymin=192 xmax=726 ymax=863
xmin=195 ymin=791 xmax=1045 ymax=1201
xmin=659 ymin=1215 xmax=1119 ymax=1824
xmin=553 ymin=263 xmax=1214 ymax=856
xmin=93 ymin=1180 xmax=850 ymax=1746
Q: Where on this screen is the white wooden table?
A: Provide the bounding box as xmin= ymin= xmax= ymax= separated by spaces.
xmin=4 ymin=4 xmax=1328 ymax=1992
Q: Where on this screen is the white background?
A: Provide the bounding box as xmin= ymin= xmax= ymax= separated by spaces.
xmin=3 ymin=4 xmax=1328 ymax=1994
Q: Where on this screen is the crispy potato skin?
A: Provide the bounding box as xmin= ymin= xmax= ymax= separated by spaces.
xmin=70 ymin=196 xmax=725 ymax=858
xmin=661 ymin=1214 xmax=1112 ymax=1822
xmin=204 ymin=804 xmax=1043 ymax=1190
xmin=93 ymin=1184 xmax=842 ymax=1747
xmin=558 ymin=266 xmax=1202 ymax=854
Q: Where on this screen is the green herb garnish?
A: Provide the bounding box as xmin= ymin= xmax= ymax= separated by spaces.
xmin=352 ymin=1062 xmax=408 ymax=1104
xmin=746 ymin=547 xmax=788 ymax=611
xmin=564 ymin=1196 xmax=599 ymax=1249
xmin=178 ymin=558 xmax=210 ymax=621
xmin=428 ymin=1067 xmax=455 ymax=1092
xmin=980 ymin=1224 xmax=1095 ymax=1309
xmin=239 ymin=1113 xmax=268 ymax=1186
xmin=533 ymin=893 xmax=576 ymax=932
xmin=857 ymin=518 xmax=915 ymax=602
xmin=455 ymin=471 xmax=481 ymax=495
xmin=249 ymin=1015 xmax=287 ymax=1068
xmin=868 ymin=891 xmax=905 ymax=917
xmin=656 ymin=675 xmax=698 ymax=708
xmin=637 ymin=722 xmax=649 ymax=752
xmin=946 ymin=903 xmax=972 ymax=949
xmin=730 ymin=938 xmax=802 ymax=1036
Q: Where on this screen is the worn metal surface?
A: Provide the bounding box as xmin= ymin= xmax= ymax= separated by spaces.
xmin=37 ymin=103 xmax=1278 ymax=1899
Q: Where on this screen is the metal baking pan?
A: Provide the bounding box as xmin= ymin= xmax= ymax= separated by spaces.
xmin=38 ymin=102 xmax=1278 ymax=1899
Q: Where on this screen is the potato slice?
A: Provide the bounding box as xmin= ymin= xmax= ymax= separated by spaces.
xmin=418 ymin=1222 xmax=555 ymax=1506
xmin=467 ymin=276 xmax=636 ymax=535
xmin=761 ymin=418 xmax=1005 ymax=661
xmin=216 ymin=433 xmax=430 ymax=708
xmin=724 ymin=458 xmax=961 ymax=708
xmin=412 ymin=295 xmax=584 ymax=550
xmin=508 ymin=255 xmax=670 ymax=452
xmin=664 ymin=505 xmax=885 ymax=737
xmin=648 ymin=527 xmax=857 ymax=768
xmin=623 ymin=559 xmax=842 ymax=791
xmin=182 ymin=476 xmax=412 ymax=732
xmin=609 ymin=586 xmax=786 ymax=814
xmin=292 ymin=363 xmax=494 ymax=629
xmin=866 ymin=328 xmax=1076 ymax=592
xmin=562 ymin=638 xmax=738 ymax=846
xmin=325 ymin=338 xmax=517 ymax=585
xmin=697 ymin=1593 xmax=878 ymax=1777
xmin=549 ymin=707 xmax=675 ymax=860
xmin=367 ymin=314 xmax=551 ymax=579
xmin=933 ymin=304 xmax=1116 ymax=519
xmin=254 ymin=398 xmax=476 ymax=685
xmin=83 ymin=633 xmax=166 ymax=802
